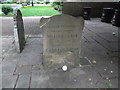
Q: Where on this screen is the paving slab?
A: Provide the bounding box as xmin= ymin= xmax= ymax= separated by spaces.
xmin=32 ymin=64 xmax=41 ymax=71
xmin=15 ymin=74 xmax=31 ymax=88
xmin=92 ymin=36 xmax=118 ymax=52
xmin=30 ymin=70 xmax=49 ymax=88
xmin=26 ymin=37 xmax=43 ymax=45
xmin=2 ymin=75 xmax=18 ymax=88
xmin=30 ymin=65 xmax=103 ymax=88
xmin=1 ymin=43 xmax=20 ymax=75
xmin=2 ymin=59 xmax=18 ymax=75
xmin=2 ymin=18 xmax=14 ymax=36
xmin=1 ymin=18 xmax=118 ymax=88
xmin=95 ymin=80 xmax=108 ymax=88
xmin=2 ymin=43 xmax=20 ymax=61
xmin=46 ymin=67 xmax=99 ymax=88
xmin=17 ymin=38 xmax=43 ymax=66
xmin=108 ymin=51 xmax=119 ymax=57
xmin=0 ymin=57 xmax=3 ymax=64
xmin=104 ymin=78 xmax=118 ymax=88
xmin=92 ymin=57 xmax=118 ymax=79
xmin=97 ymin=32 xmax=118 ymax=42
xmin=14 ymin=65 xmax=32 ymax=75
xmin=80 ymin=57 xmax=91 ymax=66
xmin=2 ymin=37 xmax=14 ymax=53
xmin=80 ymin=42 xmax=109 ymax=60
xmin=18 ymin=52 xmax=42 ymax=66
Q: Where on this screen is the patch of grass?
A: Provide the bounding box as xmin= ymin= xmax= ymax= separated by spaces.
xmin=0 ymin=6 xmax=60 ymax=16
xmin=0 ymin=4 xmax=20 ymax=8
xmin=20 ymin=6 xmax=60 ymax=16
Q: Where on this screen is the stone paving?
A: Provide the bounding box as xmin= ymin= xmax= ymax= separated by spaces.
xmin=0 ymin=18 xmax=119 ymax=88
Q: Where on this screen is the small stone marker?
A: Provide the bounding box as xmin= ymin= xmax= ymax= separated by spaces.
xmin=13 ymin=9 xmax=25 ymax=53
xmin=40 ymin=14 xmax=84 ymax=69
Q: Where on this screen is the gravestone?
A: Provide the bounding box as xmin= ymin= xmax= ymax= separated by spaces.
xmin=13 ymin=9 xmax=25 ymax=53
xmin=40 ymin=14 xmax=84 ymax=69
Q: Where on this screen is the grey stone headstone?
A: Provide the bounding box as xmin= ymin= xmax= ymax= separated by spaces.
xmin=40 ymin=14 xmax=84 ymax=69
xmin=13 ymin=9 xmax=25 ymax=53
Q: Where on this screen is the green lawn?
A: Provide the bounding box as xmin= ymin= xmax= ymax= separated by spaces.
xmin=0 ymin=4 xmax=20 ymax=8
xmin=0 ymin=6 xmax=60 ymax=16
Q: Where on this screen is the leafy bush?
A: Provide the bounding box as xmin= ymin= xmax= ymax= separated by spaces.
xmin=52 ymin=2 xmax=63 ymax=11
xmin=40 ymin=2 xmax=44 ymax=4
xmin=6 ymin=2 xmax=11 ymax=4
xmin=45 ymin=2 xmax=50 ymax=4
xmin=36 ymin=1 xmax=40 ymax=4
xmin=58 ymin=5 xmax=62 ymax=11
xmin=54 ymin=5 xmax=62 ymax=11
xmin=2 ymin=5 xmax=13 ymax=15
xmin=51 ymin=2 xmax=57 ymax=7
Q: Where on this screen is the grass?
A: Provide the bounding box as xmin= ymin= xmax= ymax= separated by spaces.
xmin=0 ymin=4 xmax=20 ymax=8
xmin=0 ymin=6 xmax=60 ymax=16
xmin=20 ymin=6 xmax=60 ymax=16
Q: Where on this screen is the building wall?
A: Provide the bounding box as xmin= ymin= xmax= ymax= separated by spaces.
xmin=62 ymin=2 xmax=117 ymax=17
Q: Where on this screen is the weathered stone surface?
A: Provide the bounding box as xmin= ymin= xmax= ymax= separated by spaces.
xmin=18 ymin=53 xmax=42 ymax=66
xmin=2 ymin=60 xmax=17 ymax=75
xmin=1 ymin=18 xmax=118 ymax=88
xmin=15 ymin=75 xmax=31 ymax=88
xmin=2 ymin=75 xmax=18 ymax=88
xmin=30 ymin=70 xmax=49 ymax=88
xmin=40 ymin=14 xmax=84 ymax=69
xmin=104 ymin=78 xmax=118 ymax=88
xmin=94 ymin=57 xmax=118 ymax=78
xmin=92 ymin=36 xmax=119 ymax=52
xmin=14 ymin=65 xmax=32 ymax=75
xmin=13 ymin=9 xmax=25 ymax=53
xmin=2 ymin=37 xmax=14 ymax=52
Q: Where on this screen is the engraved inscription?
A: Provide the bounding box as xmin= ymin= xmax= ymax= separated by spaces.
xmin=40 ymin=14 xmax=84 ymax=69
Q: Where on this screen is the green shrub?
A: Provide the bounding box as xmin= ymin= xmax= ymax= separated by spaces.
xmin=54 ymin=5 xmax=62 ymax=11
xmin=51 ymin=2 xmax=57 ymax=7
xmin=40 ymin=2 xmax=44 ymax=4
xmin=45 ymin=2 xmax=50 ymax=4
xmin=36 ymin=1 xmax=40 ymax=4
xmin=58 ymin=5 xmax=62 ymax=11
xmin=6 ymin=2 xmax=11 ymax=4
xmin=2 ymin=5 xmax=13 ymax=15
xmin=54 ymin=5 xmax=58 ymax=10
xmin=52 ymin=2 xmax=62 ymax=11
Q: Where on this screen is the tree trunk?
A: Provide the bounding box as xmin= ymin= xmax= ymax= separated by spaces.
xmin=32 ymin=1 xmax=34 ymax=6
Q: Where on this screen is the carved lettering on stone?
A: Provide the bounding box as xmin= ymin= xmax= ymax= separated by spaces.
xmin=40 ymin=14 xmax=84 ymax=69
